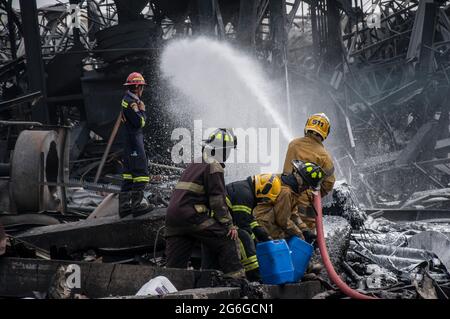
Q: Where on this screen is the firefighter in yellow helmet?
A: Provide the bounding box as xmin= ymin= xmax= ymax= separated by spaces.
xmin=226 ymin=174 xmax=279 ymax=243
xmin=254 ymin=160 xmax=326 ymax=241
xmin=219 ymin=174 xmax=277 ymax=281
xmin=201 ymin=159 xmax=325 ymax=280
xmin=165 ymin=128 xmax=245 ymax=279
xmin=201 ymin=170 xmax=277 ymax=281
xmin=283 ymin=113 xmax=336 ymax=231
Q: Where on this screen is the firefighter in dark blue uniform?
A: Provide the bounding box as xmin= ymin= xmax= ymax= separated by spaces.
xmin=223 ymin=174 xmax=275 ymax=281
xmin=119 ymin=72 xmax=150 ymax=217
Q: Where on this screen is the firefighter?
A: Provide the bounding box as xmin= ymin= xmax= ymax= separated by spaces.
xmin=283 ymin=113 xmax=336 ymax=231
xmin=222 ymin=174 xmax=275 ymax=280
xmin=165 ymin=128 xmax=245 ymax=279
xmin=203 ymin=174 xmax=275 ymax=281
xmin=254 ymin=160 xmax=325 ymax=241
xmin=226 ymin=174 xmax=275 ymax=243
xmin=119 ymin=72 xmax=151 ymax=217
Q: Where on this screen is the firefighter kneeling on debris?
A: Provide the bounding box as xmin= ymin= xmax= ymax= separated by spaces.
xmin=202 ymin=162 xmax=325 ymax=281
xmin=119 ymin=72 xmax=151 ymax=218
xmin=254 ymin=160 xmax=326 ymax=242
xmin=222 ymin=175 xmax=275 ymax=281
xmin=164 ymin=128 xmax=245 ymax=279
xmin=202 ymin=174 xmax=274 ymax=281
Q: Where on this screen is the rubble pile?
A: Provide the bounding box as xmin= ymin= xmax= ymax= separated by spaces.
xmin=318 ymin=183 xmax=450 ymax=299
xmin=1 ymin=178 xmax=450 ymax=299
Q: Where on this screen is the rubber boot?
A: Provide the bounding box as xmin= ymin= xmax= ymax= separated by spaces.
xmin=245 ymin=268 xmax=261 ymax=282
xmin=118 ymin=192 xmax=132 ymax=218
xmin=131 ymin=190 xmax=152 ymax=215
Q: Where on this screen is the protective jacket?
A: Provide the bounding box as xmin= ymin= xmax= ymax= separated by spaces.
xmin=165 ymin=159 xmax=233 ymax=236
xmin=121 ymin=91 xmax=149 ymax=190
xmin=122 ymin=91 xmax=147 ymax=135
xmin=283 ymin=135 xmax=335 ymax=218
xmin=253 ymin=185 xmax=304 ymax=239
xmin=225 ymin=177 xmax=271 ymax=242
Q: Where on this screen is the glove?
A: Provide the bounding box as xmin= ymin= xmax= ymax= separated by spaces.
xmin=257 ymin=233 xmax=273 ymax=243
xmin=138 ymin=101 xmax=146 ymax=111
xmin=253 ymin=226 xmax=272 ymax=242
xmin=131 ymin=102 xmax=139 ymax=112
xmin=302 ymin=230 xmax=317 ymax=244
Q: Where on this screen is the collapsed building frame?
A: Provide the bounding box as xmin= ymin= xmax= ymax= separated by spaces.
xmin=1 ymin=0 xmax=450 ymax=299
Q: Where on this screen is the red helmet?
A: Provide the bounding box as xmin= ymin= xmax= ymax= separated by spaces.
xmin=123 ymin=72 xmax=147 ymax=86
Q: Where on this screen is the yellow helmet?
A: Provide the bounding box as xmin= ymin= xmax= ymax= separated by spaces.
xmin=254 ymin=174 xmax=282 ymax=203
xmin=304 ymin=113 xmax=331 ymax=140
xmin=203 ymin=128 xmax=237 ymax=150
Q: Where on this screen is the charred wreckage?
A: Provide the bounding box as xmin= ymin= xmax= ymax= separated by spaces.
xmin=0 ymin=0 xmax=450 ymax=300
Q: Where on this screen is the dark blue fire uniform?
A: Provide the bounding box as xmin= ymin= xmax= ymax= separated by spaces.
xmin=121 ymin=91 xmax=149 ymax=191
xmin=225 ymin=177 xmax=271 ymax=279
xmin=202 ymin=177 xmax=272 ymax=280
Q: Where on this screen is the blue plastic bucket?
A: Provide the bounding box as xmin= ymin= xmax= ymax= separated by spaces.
xmin=256 ymin=239 xmax=294 ymax=285
xmin=287 ymin=236 xmax=314 ymax=282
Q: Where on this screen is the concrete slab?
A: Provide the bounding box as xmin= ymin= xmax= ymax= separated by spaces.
xmin=0 ymin=257 xmax=220 ymax=298
xmin=156 ymin=287 xmax=241 ymax=299
xmin=103 ymin=287 xmax=241 ymax=299
xmin=261 ymin=281 xmax=324 ymax=299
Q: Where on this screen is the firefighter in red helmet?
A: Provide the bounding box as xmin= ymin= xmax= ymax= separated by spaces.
xmin=119 ymin=72 xmax=151 ymax=217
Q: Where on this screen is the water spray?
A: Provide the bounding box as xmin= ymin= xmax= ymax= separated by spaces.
xmin=161 ymin=37 xmax=294 ymax=142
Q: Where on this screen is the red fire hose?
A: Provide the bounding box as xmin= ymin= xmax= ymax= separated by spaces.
xmin=313 ymin=193 xmax=377 ymax=299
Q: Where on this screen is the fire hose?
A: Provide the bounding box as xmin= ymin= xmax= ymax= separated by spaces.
xmin=313 ymin=193 xmax=378 ymax=299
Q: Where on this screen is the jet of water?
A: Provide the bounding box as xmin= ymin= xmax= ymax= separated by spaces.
xmin=160 ymin=37 xmax=294 ymax=142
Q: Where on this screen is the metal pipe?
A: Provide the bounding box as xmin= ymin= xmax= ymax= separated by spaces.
xmin=284 ymin=47 xmax=292 ymax=132
xmin=94 ymin=112 xmax=122 ymax=183
xmin=346 ymin=251 xmax=425 ymax=268
xmin=412 ymin=162 xmax=445 ymax=188
xmin=0 ymin=120 xmax=43 ymax=126
xmin=148 ymin=162 xmax=184 ymax=172
xmin=350 ymin=242 xmax=431 ymax=260
xmin=342 ymin=261 xmax=365 ymax=290
xmin=0 ymin=91 xmax=43 ymax=111
xmin=371 ymin=254 xmax=425 ymax=269
xmin=49 ymin=47 xmax=159 ymax=55
xmin=19 ymin=0 xmax=49 ymax=124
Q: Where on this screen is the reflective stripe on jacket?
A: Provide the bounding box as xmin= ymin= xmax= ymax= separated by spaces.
xmin=165 ymin=159 xmax=233 ymax=235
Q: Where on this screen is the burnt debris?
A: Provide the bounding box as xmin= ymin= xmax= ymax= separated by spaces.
xmin=1 ymin=0 xmax=450 ymax=299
